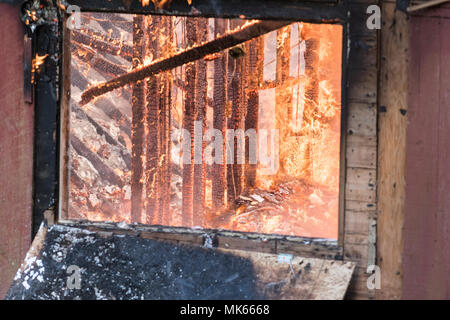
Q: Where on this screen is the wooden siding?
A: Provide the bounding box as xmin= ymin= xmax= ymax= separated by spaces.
xmin=0 ymin=4 xmax=33 ymax=299
xmin=403 ymin=4 xmax=450 ymax=299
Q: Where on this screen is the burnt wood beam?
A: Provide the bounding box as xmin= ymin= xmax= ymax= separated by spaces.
xmin=244 ymin=37 xmax=263 ymax=188
xmin=193 ymin=18 xmax=208 ymax=226
xmin=130 ymin=15 xmax=146 ymax=223
xmin=70 ymin=135 xmax=124 ymax=187
xmin=227 ymin=19 xmax=246 ymax=205
xmin=300 ymin=26 xmax=320 ymax=180
xmin=144 ymin=15 xmax=161 ymax=225
xmin=71 ymin=29 xmax=133 ymax=62
xmin=33 ymin=23 xmax=59 ymax=236
xmin=211 ymin=18 xmax=228 ymax=210
xmin=67 ymin=0 xmax=344 ymax=22
xmin=80 ymin=20 xmax=292 ymax=106
xmin=71 ymin=43 xmax=127 ymax=77
xmin=159 ymin=16 xmax=173 ymax=226
xmin=182 ymin=17 xmax=197 ymax=227
xmin=275 ymin=25 xmax=291 ymax=176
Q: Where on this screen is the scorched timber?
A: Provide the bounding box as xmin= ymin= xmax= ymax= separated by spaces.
xmin=80 ymin=20 xmax=292 ymax=105
xmin=71 ymin=43 xmax=127 ymax=77
xmin=70 ymin=135 xmax=124 ymax=188
xmin=72 ymin=30 xmax=133 ymax=62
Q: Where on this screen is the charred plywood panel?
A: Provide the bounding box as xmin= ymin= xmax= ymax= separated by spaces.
xmin=6 ymin=224 xmax=354 ymax=300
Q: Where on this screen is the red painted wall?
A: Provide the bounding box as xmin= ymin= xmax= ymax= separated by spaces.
xmin=403 ymin=5 xmax=450 ymax=299
xmin=0 ymin=4 xmax=33 ymax=298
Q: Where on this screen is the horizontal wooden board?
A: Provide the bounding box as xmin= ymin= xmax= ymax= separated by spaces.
xmin=344 ymin=210 xmax=372 ymax=235
xmin=345 ymin=167 xmax=376 ymax=202
xmin=344 ymin=243 xmax=369 ymax=266
xmin=346 ymin=135 xmax=377 ymax=169
xmin=344 ymin=233 xmax=370 ymax=245
xmin=348 ymin=36 xmax=378 ymax=69
xmin=347 ymin=102 xmax=377 ymax=136
xmin=347 ymin=67 xmax=378 ymax=103
xmin=345 ymin=199 xmax=376 ymax=212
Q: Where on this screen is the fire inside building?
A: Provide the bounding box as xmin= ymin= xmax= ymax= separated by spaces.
xmin=66 ymin=14 xmax=343 ymax=239
xmin=0 ymin=0 xmax=450 ymax=301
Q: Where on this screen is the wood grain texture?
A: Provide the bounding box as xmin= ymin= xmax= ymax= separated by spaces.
xmin=376 ymin=2 xmax=409 ymax=300
xmin=343 ymin=3 xmax=379 ymax=300
xmin=403 ymin=12 xmax=450 ymax=299
xmin=224 ymin=249 xmax=355 ymax=300
xmin=0 ymin=4 xmax=33 ymax=299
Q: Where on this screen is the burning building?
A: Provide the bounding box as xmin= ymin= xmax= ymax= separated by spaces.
xmin=65 ymin=13 xmax=343 ymax=239
xmin=1 ymin=0 xmax=450 ymax=301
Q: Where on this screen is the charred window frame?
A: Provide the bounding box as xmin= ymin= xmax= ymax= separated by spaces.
xmin=31 ymin=0 xmax=358 ymax=260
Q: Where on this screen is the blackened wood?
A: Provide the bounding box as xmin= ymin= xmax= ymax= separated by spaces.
xmin=80 ymin=20 xmax=291 ymax=106
xmin=68 ymin=0 xmax=344 ymax=22
xmin=304 ymin=39 xmax=319 ymax=110
xmin=71 ymin=29 xmax=133 ymax=62
xmin=70 ymin=135 xmax=124 ymax=187
xmin=130 ymin=15 xmax=146 ymax=223
xmin=158 ymin=16 xmax=173 ymax=225
xmin=71 ymin=43 xmax=126 ymax=77
xmin=212 ymin=19 xmax=228 ymax=209
xmin=227 ymin=19 xmax=245 ymax=205
xmin=182 ymin=17 xmax=197 ymax=226
xmin=245 ymin=38 xmax=263 ymax=188
xmin=145 ymin=15 xmax=161 ymax=225
xmin=33 ymin=23 xmax=59 ymax=237
xmin=193 ymin=18 xmax=209 ymax=226
xmin=301 ymin=28 xmax=319 ymax=179
xmin=275 ymin=26 xmax=291 ymax=175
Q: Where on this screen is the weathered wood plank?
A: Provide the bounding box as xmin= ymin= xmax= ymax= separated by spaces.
xmin=346 ymin=199 xmax=376 ymax=212
xmin=344 ymin=233 xmax=370 ymax=245
xmin=376 ymin=2 xmax=408 ymax=300
xmin=217 ymin=249 xmax=355 ymax=300
xmin=346 ymin=135 xmax=377 ymax=169
xmin=347 ymin=67 xmax=377 ymax=103
xmin=347 ymin=102 xmax=377 ymax=137
xmin=344 ymin=243 xmax=368 ymax=267
xmin=345 ymin=167 xmax=376 ymax=202
xmin=344 ymin=210 xmax=372 ymax=235
xmin=349 ymin=36 xmax=377 ymax=69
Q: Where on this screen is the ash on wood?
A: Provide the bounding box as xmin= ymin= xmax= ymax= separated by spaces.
xmin=6 ymin=224 xmax=355 ymax=300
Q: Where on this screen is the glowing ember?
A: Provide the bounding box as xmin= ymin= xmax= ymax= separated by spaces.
xmin=65 ymin=13 xmax=342 ymax=239
xmin=31 ymin=53 xmax=48 ymax=83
